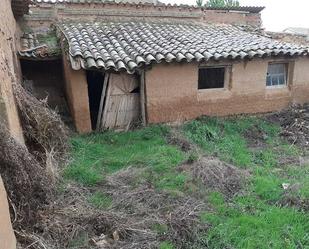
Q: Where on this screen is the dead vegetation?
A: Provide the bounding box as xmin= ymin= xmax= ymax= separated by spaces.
xmin=13 ymin=82 xmax=69 ymax=165
xmin=180 ymin=157 xmax=249 ymax=198
xmin=0 ymin=123 xmax=52 ymax=230
xmin=34 ymin=167 xmax=208 ymax=249
xmin=0 ymin=83 xmax=69 ymax=248
xmin=266 ymin=104 xmax=309 ymax=148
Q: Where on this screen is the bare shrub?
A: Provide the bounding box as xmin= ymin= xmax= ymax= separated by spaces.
xmin=13 ymin=82 xmax=69 ymax=165
xmin=0 ymin=123 xmax=52 ymax=229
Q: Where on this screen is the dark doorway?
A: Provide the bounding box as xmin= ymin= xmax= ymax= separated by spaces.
xmin=20 ymin=59 xmax=70 ymax=121
xmin=86 ymin=70 xmax=105 ymax=130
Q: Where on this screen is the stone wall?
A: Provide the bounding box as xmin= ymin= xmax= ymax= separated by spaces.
xmin=145 ymin=58 xmax=309 ymax=124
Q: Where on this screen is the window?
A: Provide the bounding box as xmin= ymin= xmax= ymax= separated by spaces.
xmin=198 ymin=67 xmax=225 ymax=89
xmin=266 ymin=63 xmax=288 ymax=87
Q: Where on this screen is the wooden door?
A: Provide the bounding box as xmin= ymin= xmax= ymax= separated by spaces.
xmin=100 ymin=73 xmax=140 ymax=130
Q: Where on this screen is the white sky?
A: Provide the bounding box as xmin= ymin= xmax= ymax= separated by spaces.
xmin=160 ymin=0 xmax=309 ymax=32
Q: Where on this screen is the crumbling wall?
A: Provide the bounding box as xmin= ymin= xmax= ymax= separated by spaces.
xmin=0 ymin=1 xmax=25 ymax=248
xmin=0 ymin=0 xmax=23 ymax=143
xmin=145 ymin=58 xmax=309 ymax=124
xmin=25 ymin=2 xmax=262 ymax=30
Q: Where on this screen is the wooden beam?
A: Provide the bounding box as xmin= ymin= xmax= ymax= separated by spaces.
xmin=96 ymin=73 xmax=110 ymax=131
xmin=140 ymin=70 xmax=147 ymax=126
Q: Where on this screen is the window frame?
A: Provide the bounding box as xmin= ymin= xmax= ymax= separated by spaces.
xmin=266 ymin=62 xmax=289 ymax=89
xmin=198 ymin=65 xmax=231 ymax=91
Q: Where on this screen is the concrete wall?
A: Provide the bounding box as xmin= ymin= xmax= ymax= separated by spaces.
xmin=62 ymin=53 xmax=92 ymax=133
xmin=0 ymin=0 xmax=23 ymax=143
xmin=145 ymin=58 xmax=309 ymax=124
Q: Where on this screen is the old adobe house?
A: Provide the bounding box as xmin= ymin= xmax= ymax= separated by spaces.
xmin=13 ymin=0 xmax=309 ymax=134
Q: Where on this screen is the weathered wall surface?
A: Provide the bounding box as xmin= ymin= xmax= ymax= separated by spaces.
xmin=25 ymin=3 xmax=262 ymax=31
xmin=0 ymin=176 xmax=16 ymax=249
xmin=145 ymin=58 xmax=309 ymax=124
xmin=0 ymin=1 xmax=24 ymax=248
xmin=204 ymin=10 xmax=261 ymax=27
xmin=62 ymin=53 xmax=92 ymax=133
xmin=0 ymin=0 xmax=24 ymax=143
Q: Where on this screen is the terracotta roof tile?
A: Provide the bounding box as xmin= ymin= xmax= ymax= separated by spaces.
xmin=59 ymin=21 xmax=309 ymax=73
xmin=19 ymin=32 xmax=61 ymax=58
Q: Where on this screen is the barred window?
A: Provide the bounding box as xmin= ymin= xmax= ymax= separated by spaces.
xmin=198 ymin=67 xmax=225 ymax=89
xmin=266 ymin=63 xmax=288 ymax=87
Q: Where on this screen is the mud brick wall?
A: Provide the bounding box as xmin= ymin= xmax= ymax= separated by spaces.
xmin=145 ymin=58 xmax=309 ymax=124
xmin=203 ymin=9 xmax=261 ymax=27
xmin=25 ymin=3 xmax=262 ymax=30
xmin=0 ymin=0 xmax=23 ymax=143
xmin=62 ymin=53 xmax=92 ymax=133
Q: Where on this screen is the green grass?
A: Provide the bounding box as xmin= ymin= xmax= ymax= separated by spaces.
xmin=185 ymin=116 xmax=309 ymax=249
xmin=203 ymin=199 xmax=309 ymax=249
xmin=183 ymin=116 xmax=282 ymax=168
xmin=159 ymin=241 xmax=175 ymax=249
xmin=64 ymin=125 xmax=185 ymax=186
xmin=64 ymin=116 xmax=309 ymax=249
xmin=88 ymin=191 xmax=112 ymax=209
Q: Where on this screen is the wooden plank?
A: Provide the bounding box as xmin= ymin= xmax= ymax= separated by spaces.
xmin=140 ymin=70 xmax=146 ymax=126
xmin=96 ymin=73 xmax=110 ymax=131
xmin=100 ymin=74 xmax=113 ymax=130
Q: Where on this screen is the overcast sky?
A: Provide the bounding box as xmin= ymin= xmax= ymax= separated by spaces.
xmin=160 ymin=0 xmax=309 ymax=32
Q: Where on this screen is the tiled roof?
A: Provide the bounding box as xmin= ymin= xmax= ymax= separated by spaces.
xmin=59 ymin=21 xmax=309 ymax=73
xmin=19 ymin=32 xmax=61 ymax=59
